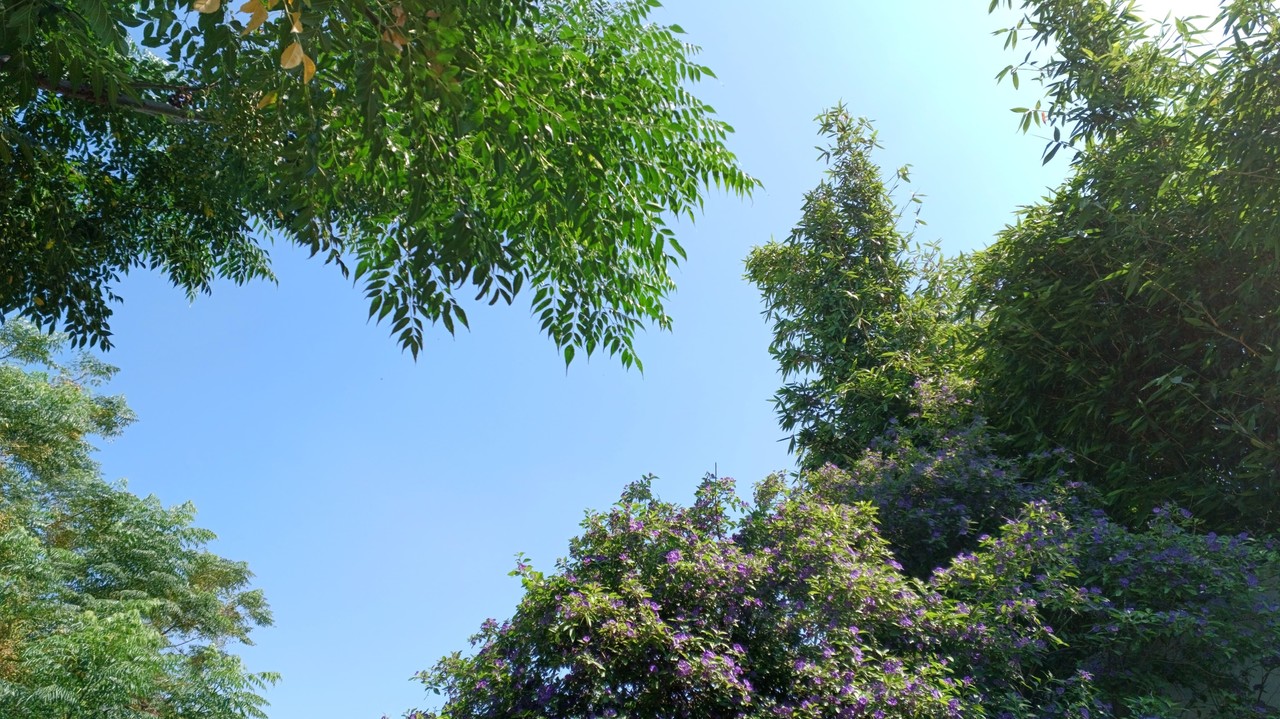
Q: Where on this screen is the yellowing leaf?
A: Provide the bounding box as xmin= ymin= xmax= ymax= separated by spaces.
xmin=391 ymin=4 xmax=406 ymax=27
xmin=192 ymin=0 xmax=220 ymax=13
xmin=239 ymin=0 xmax=268 ymax=34
xmin=289 ymin=11 xmax=302 ymax=33
xmin=280 ymin=41 xmax=303 ymax=69
xmin=255 ymin=91 xmax=278 ymax=109
xmin=302 ymin=53 xmax=316 ymax=83
xmin=381 ymin=28 xmax=406 ymax=52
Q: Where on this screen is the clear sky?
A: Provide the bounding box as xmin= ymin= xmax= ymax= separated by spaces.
xmin=89 ymin=1 xmax=1214 ymax=717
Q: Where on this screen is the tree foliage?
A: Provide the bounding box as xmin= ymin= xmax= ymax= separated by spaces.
xmin=0 ymin=0 xmax=756 ymax=364
xmin=933 ymin=493 xmax=1280 ymax=719
xmin=745 ymin=108 xmax=972 ymax=469
xmin=412 ymin=466 xmax=1280 ymax=718
xmin=807 ymin=378 xmax=1040 ymax=580
xmin=412 ymin=474 xmax=970 ymax=719
xmin=0 ymin=321 xmax=275 ymax=718
xmin=747 ymin=2 xmax=1280 ymax=532
xmin=409 ymin=3 xmax=1280 ymax=717
xmin=808 ymin=390 xmax=1280 ymax=717
xmin=973 ymin=0 xmax=1280 ymax=530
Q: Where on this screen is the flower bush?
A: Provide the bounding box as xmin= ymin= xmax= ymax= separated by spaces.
xmin=412 ymin=475 xmax=968 ymax=719
xmin=806 ymin=378 xmax=1039 ymax=579
xmin=934 ymin=497 xmax=1280 ymax=718
xmin=411 ymin=466 xmax=1280 ymax=719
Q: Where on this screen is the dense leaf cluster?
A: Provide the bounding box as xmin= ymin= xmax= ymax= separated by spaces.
xmin=1 ymin=0 xmax=755 ymax=363
xmin=416 ymin=474 xmax=968 ymax=719
xmin=414 ymin=464 xmax=1280 ymax=718
xmin=807 ymin=379 xmax=1039 ymax=580
xmin=748 ymin=1 xmax=1280 ymax=532
xmin=975 ymin=0 xmax=1280 ymax=530
xmin=745 ymin=109 xmax=972 ymax=469
xmin=0 ymin=322 xmax=274 ymax=718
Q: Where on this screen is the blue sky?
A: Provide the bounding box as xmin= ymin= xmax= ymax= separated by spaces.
xmin=89 ymin=1 xmax=1210 ymax=717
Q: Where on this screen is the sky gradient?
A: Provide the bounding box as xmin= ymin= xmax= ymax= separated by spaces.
xmin=89 ymin=2 xmax=1214 ymax=717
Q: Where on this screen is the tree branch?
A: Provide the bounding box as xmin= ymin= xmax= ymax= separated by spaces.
xmin=35 ymin=76 xmax=209 ymax=123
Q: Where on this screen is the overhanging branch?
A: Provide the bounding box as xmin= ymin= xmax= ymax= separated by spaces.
xmin=35 ymin=76 xmax=210 ymax=123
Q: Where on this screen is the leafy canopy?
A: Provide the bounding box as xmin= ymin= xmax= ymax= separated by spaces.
xmin=973 ymin=0 xmax=1280 ymax=530
xmin=730 ymin=13 xmax=1280 ymax=707
xmin=1 ymin=0 xmax=756 ymax=365
xmin=0 ymin=321 xmax=275 ymax=718
xmin=745 ymin=107 xmax=972 ymax=470
xmin=750 ymin=1 xmax=1280 ymax=532
xmin=410 ymin=4 xmax=1280 ymax=707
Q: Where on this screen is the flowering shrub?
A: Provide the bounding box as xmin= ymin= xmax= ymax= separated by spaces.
xmin=411 ymin=475 xmax=968 ymax=719
xmin=934 ymin=498 xmax=1280 ymax=718
xmin=806 ymin=378 xmax=1039 ymax=579
xmin=410 ymin=469 xmax=1280 ymax=719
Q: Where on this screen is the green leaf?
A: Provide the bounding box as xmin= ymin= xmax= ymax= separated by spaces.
xmin=77 ymin=0 xmax=129 ymax=52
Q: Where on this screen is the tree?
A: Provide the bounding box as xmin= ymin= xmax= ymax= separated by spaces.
xmin=411 ymin=474 xmax=969 ymax=719
xmin=733 ymin=54 xmax=1280 ymax=711
xmin=803 ymin=389 xmax=1280 ymax=718
xmin=0 ymin=0 xmax=756 ymax=364
xmin=931 ymin=493 xmax=1280 ymax=718
xmin=971 ymin=0 xmax=1280 ymax=530
xmin=745 ymin=108 xmax=972 ymax=470
xmin=0 ymin=321 xmax=275 ymax=718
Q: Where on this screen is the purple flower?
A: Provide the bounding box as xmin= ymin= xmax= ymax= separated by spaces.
xmin=666 ymin=550 xmax=682 ymax=564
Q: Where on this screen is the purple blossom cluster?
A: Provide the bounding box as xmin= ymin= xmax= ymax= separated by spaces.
xmin=932 ymin=497 xmax=1280 ymax=718
xmin=412 ymin=474 xmax=967 ymax=718
xmin=811 ymin=403 xmax=1037 ymax=578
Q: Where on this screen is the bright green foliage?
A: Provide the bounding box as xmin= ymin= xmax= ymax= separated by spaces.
xmin=745 ymin=108 xmax=973 ymax=469
xmin=1 ymin=0 xmax=755 ymax=364
xmin=0 ymin=321 xmax=275 ymax=718
xmin=973 ymin=0 xmax=1280 ymax=530
xmin=731 ymin=23 xmax=1280 ymax=710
